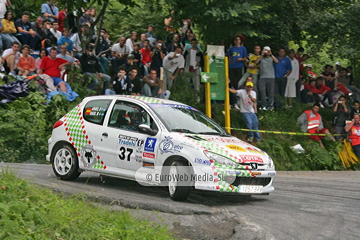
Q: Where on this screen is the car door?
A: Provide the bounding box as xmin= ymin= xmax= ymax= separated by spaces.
xmin=105 ymin=100 xmax=160 ymax=171
xmin=81 ymin=99 xmax=117 ymax=168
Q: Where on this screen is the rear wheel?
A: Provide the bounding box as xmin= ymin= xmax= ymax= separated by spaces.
xmin=52 ymin=144 xmax=81 ymax=180
xmin=168 ymin=161 xmax=191 ymax=201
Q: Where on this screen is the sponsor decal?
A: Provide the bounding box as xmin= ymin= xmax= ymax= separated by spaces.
xmin=240 ymin=155 xmax=264 ymax=163
xmin=137 ymin=139 xmax=145 ymax=147
xmin=143 ymin=152 xmax=155 ymax=159
xmin=144 ymin=137 xmax=157 ymax=152
xmin=143 ymin=161 xmax=154 ymax=168
xmin=251 ymin=172 xmax=261 ymax=175
xmin=80 ymin=145 xmax=97 ymax=167
xmin=246 ymin=147 xmax=265 ymax=155
xmin=226 ymin=145 xmax=246 ymax=152
xmin=268 ymin=172 xmax=276 ymax=176
xmin=206 ymin=137 xmax=243 ymax=144
xmin=135 ymin=155 xmax=142 ymax=162
xmin=159 ymin=136 xmax=183 ymax=153
xmin=118 ymin=135 xmax=138 ymax=147
xmin=194 ymin=158 xmax=211 ymax=165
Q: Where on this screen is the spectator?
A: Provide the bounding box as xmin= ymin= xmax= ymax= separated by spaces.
xmin=181 ymin=29 xmax=193 ymax=46
xmin=183 ymin=38 xmax=204 ymax=91
xmin=301 ymin=79 xmax=316 ymax=104
xmin=229 ymin=82 xmax=261 ymax=143
xmin=111 ymin=37 xmax=129 ymax=75
xmin=336 ymin=67 xmax=349 ymax=86
xmin=38 ymin=46 xmax=71 ymax=92
xmin=1 ymin=41 xmax=20 ymax=75
xmin=320 ymin=64 xmax=337 ymax=92
xmin=90 ymin=8 xmax=96 ymax=23
xmin=238 ymin=45 xmax=261 ymax=89
xmin=1 ymin=10 xmax=20 ymax=49
xmin=274 ymin=47 xmax=292 ymax=99
xmin=150 ymin=39 xmax=166 ymax=77
xmin=78 ymin=8 xmax=93 ymax=27
xmin=316 ymin=77 xmax=333 ymax=107
xmin=333 ymin=95 xmax=350 ymax=140
xmin=139 ymin=39 xmax=151 ymax=76
xmin=350 ymin=101 xmax=360 ymax=119
xmin=124 ymin=54 xmax=139 ymax=75
xmin=43 ymin=19 xmax=57 ymax=45
xmin=35 ymin=48 xmax=47 ymax=73
xmin=294 ymin=47 xmax=304 ymax=103
xmin=138 ymin=33 xmax=147 ymax=49
xmin=15 ymin=11 xmax=39 ymax=50
xmin=79 ymin=44 xmax=111 ymax=93
xmin=92 ymin=28 xmax=110 ymax=74
xmin=344 ymin=114 xmax=360 ymax=157
xmin=228 ymin=35 xmax=247 ymax=89
xmin=255 ymin=46 xmax=279 ymax=110
xmin=306 ymin=64 xmax=318 ymax=80
xmin=131 ymin=43 xmax=141 ymax=66
xmin=285 ymin=49 xmax=299 ymax=107
xmin=166 ymin=33 xmax=182 ymax=53
xmin=146 ymin=24 xmax=156 ymax=46
xmin=0 ymin=0 xmax=11 ymax=21
xmin=57 ymin=28 xmax=73 ymax=56
xmin=142 ymin=69 xmax=164 ymax=97
xmin=57 ymin=8 xmax=67 ymax=32
xmin=56 ymin=44 xmax=74 ymax=63
xmin=162 ymin=46 xmax=185 ymax=91
xmin=334 ymin=62 xmax=341 ymax=76
xmin=105 ymin=66 xmax=131 ymax=95
xmin=347 ymin=66 xmax=354 ymax=86
xmin=71 ymin=23 xmax=90 ymax=58
xmin=125 ymin=31 xmax=137 ymax=53
xmin=297 ymin=103 xmax=336 ymax=147
xmin=50 ymin=21 xmax=61 ymax=40
xmin=41 ymin=0 xmax=58 ymax=22
xmin=128 ymin=68 xmax=142 ymax=96
xmin=17 ymin=44 xmax=35 ymax=77
xmin=31 ymin=16 xmax=48 ymax=47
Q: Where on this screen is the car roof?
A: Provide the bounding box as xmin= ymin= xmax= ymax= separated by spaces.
xmin=83 ymin=95 xmax=190 ymax=106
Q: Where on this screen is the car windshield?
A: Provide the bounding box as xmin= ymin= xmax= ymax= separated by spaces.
xmin=149 ymin=104 xmax=230 ymax=136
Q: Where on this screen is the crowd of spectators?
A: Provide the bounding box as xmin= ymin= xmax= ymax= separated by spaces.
xmin=0 ymin=2 xmax=205 ymax=100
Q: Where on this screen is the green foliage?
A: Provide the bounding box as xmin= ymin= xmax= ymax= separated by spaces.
xmin=0 ymin=169 xmax=173 ymax=239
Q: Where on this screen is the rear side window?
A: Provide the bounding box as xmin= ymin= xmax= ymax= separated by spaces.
xmin=83 ymin=100 xmax=111 ymax=125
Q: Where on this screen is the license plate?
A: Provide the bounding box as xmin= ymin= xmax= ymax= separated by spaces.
xmin=239 ymin=185 xmax=263 ymax=193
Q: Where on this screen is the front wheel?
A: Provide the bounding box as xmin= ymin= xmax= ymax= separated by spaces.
xmin=168 ymin=161 xmax=191 ymax=201
xmin=52 ymin=144 xmax=81 ymax=180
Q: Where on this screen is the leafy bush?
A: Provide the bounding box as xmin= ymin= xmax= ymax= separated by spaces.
xmin=0 ymin=169 xmax=173 ymax=239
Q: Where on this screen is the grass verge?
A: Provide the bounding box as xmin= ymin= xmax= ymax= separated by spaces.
xmin=0 ymin=169 xmax=174 ymax=240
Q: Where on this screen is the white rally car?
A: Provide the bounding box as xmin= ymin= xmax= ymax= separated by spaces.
xmin=46 ymin=95 xmax=276 ymax=201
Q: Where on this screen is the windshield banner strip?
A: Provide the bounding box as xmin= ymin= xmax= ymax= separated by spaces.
xmin=149 ymin=103 xmax=198 ymax=111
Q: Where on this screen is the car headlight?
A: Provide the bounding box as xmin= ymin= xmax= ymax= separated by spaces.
xmin=266 ymin=156 xmax=275 ymax=169
xmin=203 ymin=150 xmax=238 ymax=167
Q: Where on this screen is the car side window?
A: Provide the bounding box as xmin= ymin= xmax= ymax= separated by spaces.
xmin=83 ymin=100 xmax=111 ymax=125
xmin=108 ymin=100 xmax=155 ymax=132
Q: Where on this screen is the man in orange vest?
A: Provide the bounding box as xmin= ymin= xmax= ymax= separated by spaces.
xmin=297 ymin=103 xmax=336 ymax=147
xmin=344 ymin=114 xmax=360 ymax=157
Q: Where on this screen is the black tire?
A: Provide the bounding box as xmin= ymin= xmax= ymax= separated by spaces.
xmin=168 ymin=161 xmax=191 ymax=201
xmin=51 ymin=144 xmax=81 ymax=180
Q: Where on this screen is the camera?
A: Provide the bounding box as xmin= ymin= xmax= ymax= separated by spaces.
xmin=338 ymin=101 xmax=342 ymax=104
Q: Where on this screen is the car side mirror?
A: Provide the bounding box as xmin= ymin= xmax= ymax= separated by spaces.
xmin=138 ymin=124 xmax=158 ymax=136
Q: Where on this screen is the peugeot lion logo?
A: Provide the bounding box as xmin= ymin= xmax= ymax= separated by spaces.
xmin=250 ymin=163 xmax=258 ymax=170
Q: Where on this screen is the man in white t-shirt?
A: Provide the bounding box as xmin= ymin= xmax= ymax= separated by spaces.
xmin=50 ymin=21 xmax=61 ymax=40
xmin=1 ymin=41 xmax=20 ymax=76
xmin=285 ymin=49 xmax=300 ymax=107
xmin=111 ymin=37 xmax=129 ymax=75
xmin=0 ymin=0 xmax=11 ymax=20
xmin=229 ymin=81 xmax=261 ymax=143
xmin=162 ymin=46 xmax=185 ymax=90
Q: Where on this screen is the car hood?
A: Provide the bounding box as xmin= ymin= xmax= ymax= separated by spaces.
xmin=179 ymin=134 xmax=269 ymax=165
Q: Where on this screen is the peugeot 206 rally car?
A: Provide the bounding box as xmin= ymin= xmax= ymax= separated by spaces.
xmin=46 ymin=95 xmax=276 ymax=201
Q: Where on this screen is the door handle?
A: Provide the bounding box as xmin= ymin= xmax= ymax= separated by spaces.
xmin=102 ymin=132 xmax=108 ymax=137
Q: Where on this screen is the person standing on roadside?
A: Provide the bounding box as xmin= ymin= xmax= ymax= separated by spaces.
xmin=228 ymin=35 xmax=247 ymax=89
xmin=345 ymin=114 xmax=360 ymax=157
xmin=229 ymin=82 xmax=261 ymax=143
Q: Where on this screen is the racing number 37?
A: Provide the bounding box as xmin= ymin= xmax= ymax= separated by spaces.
xmin=119 ymin=147 xmax=133 ymax=161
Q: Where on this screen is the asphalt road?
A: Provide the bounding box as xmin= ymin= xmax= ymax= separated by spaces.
xmin=1 ymin=163 xmax=359 ymax=240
